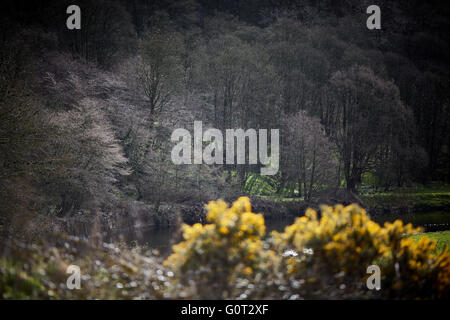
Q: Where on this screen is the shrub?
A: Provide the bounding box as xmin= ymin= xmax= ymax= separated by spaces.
xmin=1 ymin=197 xmax=449 ymax=299
xmin=165 ymin=198 xmax=450 ymax=299
xmin=271 ymin=204 xmax=450 ymax=299
xmin=164 ymin=197 xmax=280 ymax=299
xmin=0 ymin=236 xmax=172 ymax=299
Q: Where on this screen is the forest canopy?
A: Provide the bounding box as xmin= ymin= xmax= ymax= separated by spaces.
xmin=0 ymin=0 xmax=449 ymax=240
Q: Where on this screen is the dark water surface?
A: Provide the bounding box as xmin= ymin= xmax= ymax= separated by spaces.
xmin=105 ymin=211 xmax=450 ymax=256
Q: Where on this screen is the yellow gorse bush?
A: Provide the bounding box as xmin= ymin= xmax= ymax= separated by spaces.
xmin=164 ymin=197 xmax=277 ymax=298
xmin=165 ymin=197 xmax=266 ymax=268
xmin=272 ymin=204 xmax=421 ymax=273
xmin=271 ymin=203 xmax=449 ymax=298
xmin=1 ymin=197 xmax=449 ymax=299
xmin=384 ymin=233 xmax=450 ymax=297
xmin=165 ymin=198 xmax=450 ymax=299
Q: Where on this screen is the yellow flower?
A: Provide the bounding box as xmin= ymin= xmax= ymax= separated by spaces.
xmin=243 ymin=267 xmax=253 ymax=275
xmin=218 ymin=226 xmax=229 ymax=235
xmin=165 ymin=199 xmax=450 ymax=298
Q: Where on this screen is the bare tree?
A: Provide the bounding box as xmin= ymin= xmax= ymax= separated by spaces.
xmin=325 ymin=65 xmax=411 ymax=191
xmin=135 ymin=30 xmax=182 ymax=116
xmin=282 ymin=110 xmax=337 ymax=200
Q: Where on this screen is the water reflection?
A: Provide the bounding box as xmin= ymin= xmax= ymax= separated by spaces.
xmin=371 ymin=211 xmax=450 ymax=232
xmin=105 ymin=211 xmax=449 ymax=256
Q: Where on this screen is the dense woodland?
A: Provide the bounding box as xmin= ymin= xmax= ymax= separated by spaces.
xmin=0 ymin=0 xmax=449 ymax=240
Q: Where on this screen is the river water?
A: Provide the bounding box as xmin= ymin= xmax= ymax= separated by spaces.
xmin=105 ymin=211 xmax=450 ymax=256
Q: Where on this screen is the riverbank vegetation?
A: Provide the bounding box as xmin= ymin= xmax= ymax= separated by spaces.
xmin=360 ymin=185 xmax=450 ymax=212
xmin=1 ymin=0 xmax=449 ymax=300
xmin=411 ymin=231 xmax=450 ymax=253
xmin=1 ymin=198 xmax=449 ymax=299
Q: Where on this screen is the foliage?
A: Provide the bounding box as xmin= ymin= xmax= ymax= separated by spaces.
xmin=271 ymin=204 xmax=449 ymax=299
xmin=360 ymin=187 xmax=450 ymax=211
xmin=1 ymin=198 xmax=449 ymax=299
xmin=410 ymin=231 xmax=450 ymax=254
xmin=2 ymin=0 xmax=449 ymax=241
xmin=326 ymin=65 xmax=414 ymax=191
xmin=165 ymin=197 xmax=450 ymax=299
xmin=135 ymin=30 xmax=183 ymax=115
xmin=164 ymin=197 xmax=279 ymax=299
xmin=0 ymin=236 xmax=171 ymax=299
xmin=281 ymin=110 xmax=338 ymax=199
xmin=58 ymin=0 xmax=136 ymax=68
xmin=0 ymin=1 xmax=449 ymax=300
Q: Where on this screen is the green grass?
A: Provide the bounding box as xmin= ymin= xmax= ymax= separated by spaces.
xmin=256 ymin=195 xmax=300 ymax=202
xmin=360 ymin=184 xmax=450 ymax=210
xmin=410 ymin=231 xmax=450 ymax=253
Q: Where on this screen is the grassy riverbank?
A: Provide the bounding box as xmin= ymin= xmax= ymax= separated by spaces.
xmin=2 ymin=200 xmax=449 ymax=300
xmin=360 ymin=184 xmax=450 ymax=212
xmin=251 ymin=185 xmax=450 ymax=221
